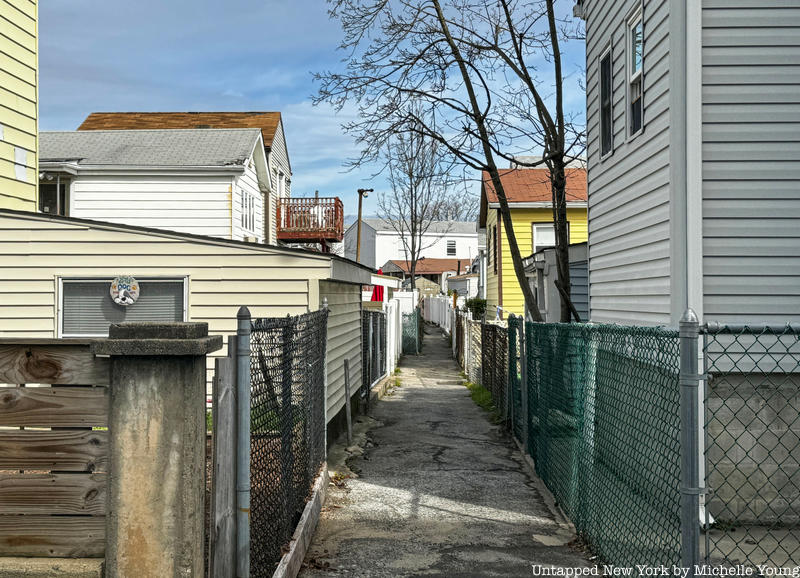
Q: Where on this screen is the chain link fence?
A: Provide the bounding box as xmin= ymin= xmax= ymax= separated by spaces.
xmin=481 ymin=322 xmax=508 ymax=418
xmin=703 ymin=322 xmax=800 ymax=566
xmin=248 ymin=309 xmax=328 ymax=576
xmin=362 ymin=309 xmax=387 ymax=407
xmin=402 ymin=307 xmax=423 ymax=355
xmin=522 ymin=322 xmax=682 ymax=566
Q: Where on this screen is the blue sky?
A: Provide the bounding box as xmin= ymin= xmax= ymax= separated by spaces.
xmin=39 ymin=1 xmax=585 ymax=217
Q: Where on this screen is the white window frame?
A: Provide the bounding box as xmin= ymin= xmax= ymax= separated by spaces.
xmin=241 ymin=192 xmax=257 ymax=233
xmin=599 ymin=43 xmax=614 ymax=160
xmin=446 ymin=239 xmax=456 ymax=256
xmin=532 ymin=222 xmax=570 ymax=254
xmin=57 ymin=276 xmax=188 ymax=338
xmin=627 ymin=4 xmax=644 ymax=140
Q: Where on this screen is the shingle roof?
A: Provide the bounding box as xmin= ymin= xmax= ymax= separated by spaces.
xmin=78 ymin=112 xmax=282 ymax=148
xmin=362 ymin=219 xmax=476 ymax=234
xmin=481 ymin=167 xmax=587 ymax=204
xmin=383 ymin=258 xmax=472 ymax=275
xmin=40 ymin=129 xmax=262 ymax=167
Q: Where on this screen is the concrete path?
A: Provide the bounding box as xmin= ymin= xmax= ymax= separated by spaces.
xmin=300 ymin=324 xmax=591 ymax=577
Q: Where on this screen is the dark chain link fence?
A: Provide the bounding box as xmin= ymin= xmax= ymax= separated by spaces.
xmin=402 ymin=307 xmax=423 ymax=355
xmin=522 ymin=322 xmax=682 ymax=566
xmin=481 ymin=322 xmax=508 ymax=418
xmin=249 ymin=309 xmax=328 ymax=576
xmin=703 ymin=322 xmax=800 ymax=566
xmin=362 ymin=309 xmax=387 ymax=407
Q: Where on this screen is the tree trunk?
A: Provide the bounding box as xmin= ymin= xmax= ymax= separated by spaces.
xmin=550 ymin=160 xmax=577 ymax=322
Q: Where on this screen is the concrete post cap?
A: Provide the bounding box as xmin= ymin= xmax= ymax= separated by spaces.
xmin=91 ymin=322 xmax=224 ymax=356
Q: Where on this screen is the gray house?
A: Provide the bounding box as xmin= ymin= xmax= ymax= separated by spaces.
xmin=578 ymin=0 xmax=800 ymax=325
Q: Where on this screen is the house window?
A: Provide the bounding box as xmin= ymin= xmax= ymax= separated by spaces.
xmin=599 ymin=46 xmax=613 ymax=158
xmin=39 ymin=181 xmax=68 ymax=216
xmin=60 ymin=278 xmax=185 ymax=337
xmin=447 ymin=240 xmax=456 ymax=256
xmin=532 ymin=222 xmax=570 ymax=254
xmin=242 ymin=192 xmax=256 ymax=232
xmin=628 ymin=8 xmax=644 ymax=136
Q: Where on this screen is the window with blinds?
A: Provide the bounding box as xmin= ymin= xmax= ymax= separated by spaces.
xmin=61 ymin=279 xmax=185 ymax=337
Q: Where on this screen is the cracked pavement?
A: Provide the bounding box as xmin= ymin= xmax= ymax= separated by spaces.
xmin=300 ymin=324 xmax=592 ymax=577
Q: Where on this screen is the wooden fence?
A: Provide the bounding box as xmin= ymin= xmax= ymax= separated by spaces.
xmin=0 ymin=340 xmax=110 ymax=558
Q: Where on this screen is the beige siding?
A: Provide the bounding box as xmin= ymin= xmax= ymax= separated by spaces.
xmin=0 ymin=0 xmax=37 ymax=211
xmin=0 ymin=210 xmax=332 ymax=387
xmin=319 ymin=280 xmax=362 ymax=423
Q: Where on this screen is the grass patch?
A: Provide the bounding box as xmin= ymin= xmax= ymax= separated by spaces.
xmin=464 ymin=381 xmax=503 ymax=424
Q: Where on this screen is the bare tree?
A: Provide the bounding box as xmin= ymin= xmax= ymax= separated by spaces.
xmin=316 ymin=0 xmax=585 ymax=321
xmin=377 ymin=125 xmax=453 ymax=291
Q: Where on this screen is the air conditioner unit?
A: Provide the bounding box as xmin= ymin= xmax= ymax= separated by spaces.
xmin=243 ymin=236 xmax=259 ymax=243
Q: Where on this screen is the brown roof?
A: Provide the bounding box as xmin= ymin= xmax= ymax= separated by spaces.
xmin=78 ymin=112 xmax=282 ymax=148
xmin=481 ymin=167 xmax=587 ymax=204
xmin=385 ymin=258 xmax=471 ymax=275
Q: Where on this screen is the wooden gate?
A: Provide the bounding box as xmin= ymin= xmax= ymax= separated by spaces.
xmin=0 ymin=340 xmax=109 ymax=557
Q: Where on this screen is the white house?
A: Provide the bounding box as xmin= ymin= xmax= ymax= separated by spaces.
xmin=77 ymin=111 xmax=293 ymax=243
xmin=39 ymin=128 xmax=271 ymax=243
xmin=344 ymin=219 xmax=478 ymax=269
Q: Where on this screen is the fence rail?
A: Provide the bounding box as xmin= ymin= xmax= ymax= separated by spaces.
xmin=0 ymin=341 xmax=109 ymax=558
xmin=362 ymin=309 xmax=388 ymax=407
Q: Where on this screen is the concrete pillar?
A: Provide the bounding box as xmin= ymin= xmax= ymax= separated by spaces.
xmin=92 ymin=323 xmax=223 ymax=578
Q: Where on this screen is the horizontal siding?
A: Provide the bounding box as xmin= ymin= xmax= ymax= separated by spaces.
xmin=499 ymin=207 xmax=588 ymax=318
xmin=0 ymin=211 xmax=333 ymax=392
xmin=586 ymin=0 xmax=672 ymax=324
xmin=70 ymin=175 xmax=234 ymax=240
xmin=319 ymin=281 xmax=362 ymax=422
xmin=569 ymin=260 xmax=590 ymax=322
xmin=0 ymin=0 xmax=36 ymax=211
xmin=232 ymin=159 xmax=264 ymax=242
xmin=702 ymin=0 xmax=800 ymax=323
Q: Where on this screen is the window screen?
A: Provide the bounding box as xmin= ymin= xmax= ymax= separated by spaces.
xmin=62 ymin=279 xmax=184 ymax=336
xmin=600 ymin=49 xmax=613 ymax=157
xmin=447 ymin=240 xmax=456 ymax=256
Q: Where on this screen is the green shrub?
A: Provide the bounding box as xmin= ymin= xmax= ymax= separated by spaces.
xmin=465 ymin=297 xmax=487 ymax=320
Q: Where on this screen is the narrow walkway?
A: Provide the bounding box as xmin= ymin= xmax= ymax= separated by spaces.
xmin=300 ymin=324 xmax=591 ymax=577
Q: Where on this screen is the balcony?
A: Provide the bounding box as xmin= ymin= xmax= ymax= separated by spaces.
xmin=276 ymin=197 xmax=344 ymax=249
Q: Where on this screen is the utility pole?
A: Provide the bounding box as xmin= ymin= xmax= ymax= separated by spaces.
xmin=355 ymin=188 xmax=373 ymax=263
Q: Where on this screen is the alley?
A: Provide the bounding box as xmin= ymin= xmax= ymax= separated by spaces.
xmin=300 ymin=324 xmax=591 ymax=577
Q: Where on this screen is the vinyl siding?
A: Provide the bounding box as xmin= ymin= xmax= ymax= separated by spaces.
xmin=570 ymin=260 xmax=590 ymax=322
xmin=485 ymin=209 xmax=499 ymax=315
xmin=69 ymin=174 xmax=235 ymax=240
xmin=0 ymin=210 xmax=332 ymax=389
xmin=268 ymin=120 xmax=291 ymax=244
xmin=498 ymin=207 xmax=588 ymax=318
xmin=701 ymin=0 xmax=800 ymax=323
xmin=319 ymin=280 xmax=362 ymax=422
xmin=586 ymin=0 xmax=673 ymax=325
xmin=0 ymin=0 xmax=37 ymax=210
xmin=232 ymin=160 xmax=265 ymax=242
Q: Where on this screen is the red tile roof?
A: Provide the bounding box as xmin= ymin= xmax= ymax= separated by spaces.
xmin=481 ymin=167 xmax=587 ymax=204
xmin=386 ymin=258 xmax=471 ymax=275
xmin=78 ymin=112 xmax=283 ymax=148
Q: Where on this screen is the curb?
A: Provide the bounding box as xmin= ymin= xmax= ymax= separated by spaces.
xmin=368 ymin=374 xmax=394 ymax=406
xmin=271 ymin=464 xmax=329 ymax=578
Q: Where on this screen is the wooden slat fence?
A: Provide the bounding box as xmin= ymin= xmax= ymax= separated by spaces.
xmin=0 ymin=340 xmax=110 ymax=558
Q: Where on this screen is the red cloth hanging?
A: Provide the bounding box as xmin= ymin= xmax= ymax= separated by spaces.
xmin=371 ymin=284 xmax=385 ymax=301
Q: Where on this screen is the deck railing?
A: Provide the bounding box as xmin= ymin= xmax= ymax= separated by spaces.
xmin=276 ymin=197 xmax=344 ymax=243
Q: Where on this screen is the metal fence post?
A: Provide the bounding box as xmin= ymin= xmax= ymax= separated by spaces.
xmin=236 ymin=306 xmax=251 ymax=578
xmin=343 ymin=359 xmax=353 ymax=445
xmin=680 ymin=308 xmax=701 ymax=573
xmin=519 ymin=318 xmax=529 ymax=453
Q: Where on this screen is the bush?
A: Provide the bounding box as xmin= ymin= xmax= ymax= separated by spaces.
xmin=465 ymin=297 xmax=487 ymax=320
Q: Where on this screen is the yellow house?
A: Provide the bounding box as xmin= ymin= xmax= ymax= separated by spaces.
xmin=478 ymin=167 xmax=588 ymax=318
xmin=0 ymin=1 xmax=38 ymax=211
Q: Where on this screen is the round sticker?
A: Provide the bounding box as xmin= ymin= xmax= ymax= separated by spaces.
xmin=110 ymin=276 xmax=140 ymax=306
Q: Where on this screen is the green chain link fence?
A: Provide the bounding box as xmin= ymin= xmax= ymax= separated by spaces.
xmin=520 ymin=321 xmax=682 ymax=566
xmin=402 ymin=307 xmax=423 ymax=355
xmin=702 ymin=323 xmax=800 ymax=566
